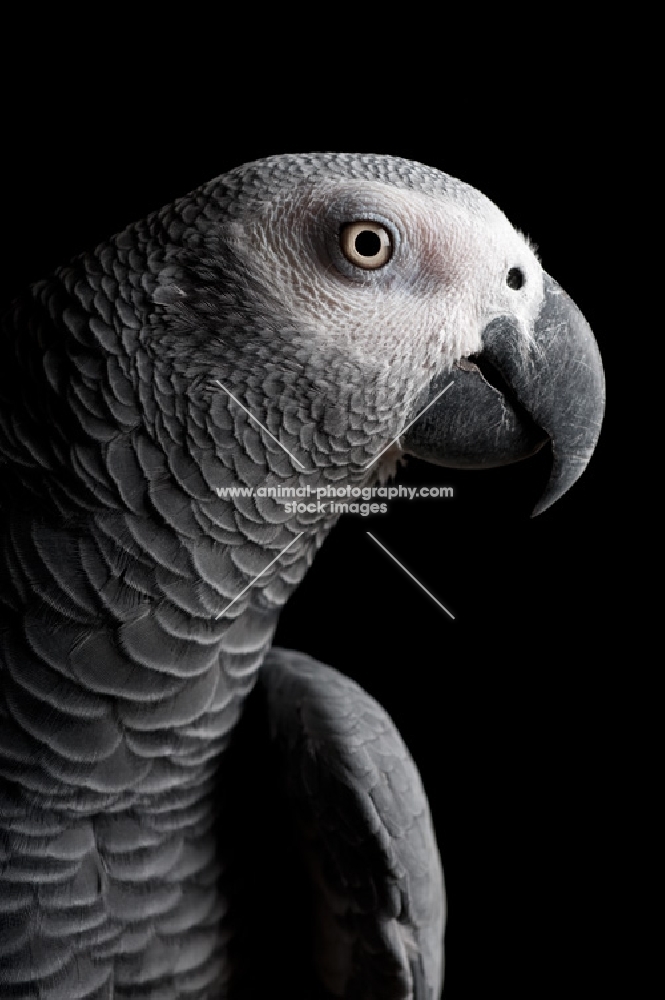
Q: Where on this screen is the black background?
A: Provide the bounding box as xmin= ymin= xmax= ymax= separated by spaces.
xmin=2 ymin=33 xmax=637 ymax=998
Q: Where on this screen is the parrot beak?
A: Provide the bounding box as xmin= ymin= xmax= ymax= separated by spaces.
xmin=401 ymin=274 xmax=605 ymax=515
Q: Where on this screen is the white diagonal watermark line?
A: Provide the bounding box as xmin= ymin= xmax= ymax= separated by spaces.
xmin=366 ymin=532 xmax=455 ymax=620
xmin=361 ymin=379 xmax=454 ymax=471
xmin=216 ymin=532 xmax=304 ymax=620
xmin=214 ymin=380 xmax=305 ymax=469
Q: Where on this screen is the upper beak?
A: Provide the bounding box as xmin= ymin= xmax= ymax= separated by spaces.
xmin=402 ymin=274 xmax=605 ymax=515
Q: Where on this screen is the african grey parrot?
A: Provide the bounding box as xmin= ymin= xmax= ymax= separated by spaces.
xmin=0 ymin=152 xmax=604 ymax=999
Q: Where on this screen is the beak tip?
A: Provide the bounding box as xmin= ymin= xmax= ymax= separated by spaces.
xmin=530 ymin=498 xmax=551 ymax=518
xmin=531 ymin=436 xmax=603 ymax=518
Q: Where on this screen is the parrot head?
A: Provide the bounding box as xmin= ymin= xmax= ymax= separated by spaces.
xmin=144 ymin=152 xmax=604 ymax=520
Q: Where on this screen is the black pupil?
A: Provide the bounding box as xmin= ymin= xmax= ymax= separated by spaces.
xmin=355 ymin=230 xmax=382 ymax=257
xmin=506 ymin=267 xmax=525 ymax=289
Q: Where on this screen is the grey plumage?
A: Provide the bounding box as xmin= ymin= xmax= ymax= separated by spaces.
xmin=260 ymin=650 xmax=444 ymax=997
xmin=0 ymin=152 xmax=604 ymax=998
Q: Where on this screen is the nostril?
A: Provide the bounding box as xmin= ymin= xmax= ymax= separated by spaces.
xmin=506 ymin=267 xmax=526 ymax=290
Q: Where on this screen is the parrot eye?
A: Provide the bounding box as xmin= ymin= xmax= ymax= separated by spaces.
xmin=340 ymin=221 xmax=393 ymax=270
xmin=506 ymin=267 xmax=526 ymax=290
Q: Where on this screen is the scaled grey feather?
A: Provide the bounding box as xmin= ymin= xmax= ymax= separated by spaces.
xmin=260 ymin=649 xmax=445 ymax=999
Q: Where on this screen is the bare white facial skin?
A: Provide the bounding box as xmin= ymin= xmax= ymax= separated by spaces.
xmin=224 ymin=177 xmax=544 ymax=382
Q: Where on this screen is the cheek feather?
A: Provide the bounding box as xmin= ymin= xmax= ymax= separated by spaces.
xmin=227 ymin=181 xmax=542 ymax=382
